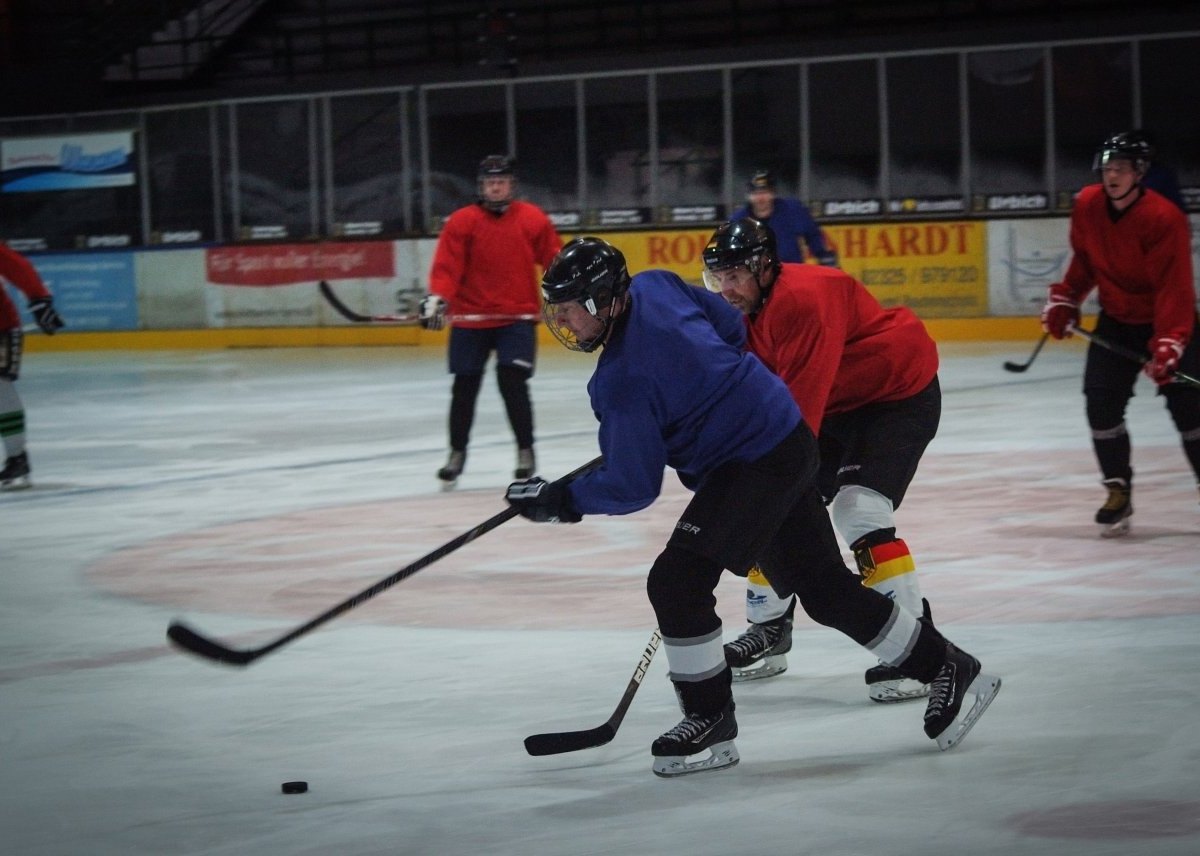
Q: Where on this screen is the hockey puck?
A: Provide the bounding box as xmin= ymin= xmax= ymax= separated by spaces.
xmin=281 ymin=781 xmax=308 ymax=794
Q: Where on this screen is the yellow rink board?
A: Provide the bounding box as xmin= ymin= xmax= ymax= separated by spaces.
xmin=22 ymin=315 xmax=1081 ymax=352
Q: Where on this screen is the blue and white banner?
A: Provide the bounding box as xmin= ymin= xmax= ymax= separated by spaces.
xmin=1 ymin=131 xmax=136 ymax=193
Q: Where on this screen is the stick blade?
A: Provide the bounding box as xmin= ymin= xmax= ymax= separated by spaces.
xmin=1002 ymin=361 xmax=1029 ymax=373
xmin=524 ymin=724 xmax=617 ymax=756
xmin=167 ymin=621 xmax=256 ymax=666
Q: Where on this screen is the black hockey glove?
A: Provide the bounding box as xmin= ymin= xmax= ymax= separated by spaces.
xmin=418 ymin=294 xmax=448 ymax=331
xmin=505 ymin=477 xmax=582 ymax=523
xmin=28 ymin=297 xmax=64 ymax=334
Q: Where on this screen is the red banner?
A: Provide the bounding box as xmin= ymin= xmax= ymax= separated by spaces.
xmin=206 ymin=242 xmax=395 ymax=286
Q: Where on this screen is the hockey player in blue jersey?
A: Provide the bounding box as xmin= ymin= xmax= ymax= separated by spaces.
xmin=505 ymin=236 xmax=999 ymax=777
xmin=732 ymin=170 xmax=838 ymax=266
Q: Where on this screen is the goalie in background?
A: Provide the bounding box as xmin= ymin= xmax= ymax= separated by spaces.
xmin=703 ymin=217 xmax=940 ymax=703
xmin=505 ymin=236 xmax=999 ymax=777
xmin=1 ymin=244 xmax=65 ymax=489
xmin=418 ymin=155 xmax=561 ymax=487
xmin=1040 ymin=131 xmax=1199 ymax=537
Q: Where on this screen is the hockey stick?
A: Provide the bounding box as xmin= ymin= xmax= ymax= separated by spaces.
xmin=1070 ymin=325 xmax=1200 ymax=389
xmin=1003 ymin=332 xmax=1049 ymax=373
xmin=524 ymin=627 xmax=661 ymax=756
xmin=167 ymin=455 xmax=603 ymax=667
xmin=318 ymin=280 xmax=538 ymax=324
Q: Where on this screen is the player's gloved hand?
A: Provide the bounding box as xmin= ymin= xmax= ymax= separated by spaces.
xmin=1040 ymin=292 xmax=1079 ymax=340
xmin=1144 ymin=336 xmax=1184 ymax=385
xmin=28 ymin=297 xmax=64 ymax=335
xmin=505 ymin=477 xmax=582 ymax=523
xmin=418 ymin=294 xmax=448 ymax=331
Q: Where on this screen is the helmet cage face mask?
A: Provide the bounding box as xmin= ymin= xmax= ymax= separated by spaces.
xmin=541 ymin=238 xmax=630 ymax=353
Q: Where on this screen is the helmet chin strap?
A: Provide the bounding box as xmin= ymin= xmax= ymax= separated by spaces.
xmin=1106 ymin=182 xmax=1142 ymax=204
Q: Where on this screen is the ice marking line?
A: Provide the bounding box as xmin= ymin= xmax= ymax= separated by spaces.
xmin=0 ymin=644 xmax=177 ymax=685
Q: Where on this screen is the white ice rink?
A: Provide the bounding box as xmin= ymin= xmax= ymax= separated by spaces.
xmin=2 ymin=339 xmax=1199 ymax=856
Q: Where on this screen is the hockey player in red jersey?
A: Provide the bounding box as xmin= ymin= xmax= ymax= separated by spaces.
xmin=418 ymin=155 xmax=562 ymax=486
xmin=703 ymin=218 xmax=940 ymax=703
xmin=1 ymin=244 xmax=65 ymax=489
xmin=1041 ymin=131 xmax=1199 ymax=536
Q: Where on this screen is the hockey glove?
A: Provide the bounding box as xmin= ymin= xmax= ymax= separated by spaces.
xmin=418 ymin=294 xmax=448 ymax=331
xmin=1144 ymin=336 xmax=1184 ymax=385
xmin=1040 ymin=293 xmax=1079 ymax=340
xmin=506 ymin=477 xmax=582 ymax=523
xmin=28 ymin=297 xmax=64 ymax=335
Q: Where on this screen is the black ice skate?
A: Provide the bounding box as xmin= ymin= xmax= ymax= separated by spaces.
xmin=651 ymin=700 xmax=739 ymax=778
xmin=866 ymin=663 xmax=930 ymax=703
xmin=437 ymin=450 xmax=465 ymax=489
xmin=514 ymin=448 xmax=535 ymax=479
xmin=1095 ymin=478 xmax=1132 ymax=538
xmin=0 ymin=452 xmax=31 ymax=491
xmin=923 ymin=643 xmax=1001 ymax=751
xmin=724 ymin=612 xmax=792 ymax=682
xmin=867 ymin=599 xmax=932 ymax=702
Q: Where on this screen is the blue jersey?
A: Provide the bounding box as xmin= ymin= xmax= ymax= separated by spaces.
xmin=567 ymin=270 xmax=801 ymax=516
xmin=732 ymin=197 xmax=836 ymax=265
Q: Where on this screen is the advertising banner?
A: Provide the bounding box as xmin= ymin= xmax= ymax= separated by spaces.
xmin=204 ymin=241 xmax=397 ymax=327
xmin=569 ymin=222 xmax=988 ymax=317
xmin=21 ymin=254 xmax=138 ymax=330
xmin=1 ymin=132 xmax=136 ymax=193
xmin=825 ymin=221 xmax=988 ymax=317
xmin=986 ymin=218 xmax=1075 ymax=316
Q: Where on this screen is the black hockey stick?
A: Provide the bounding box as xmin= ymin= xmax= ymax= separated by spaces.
xmin=319 ymin=280 xmax=537 ymax=324
xmin=1003 ymin=332 xmax=1049 ymax=373
xmin=524 ymin=627 xmax=661 ymax=756
xmin=167 ymin=455 xmax=603 ymax=667
xmin=1071 ymin=325 xmax=1200 ymax=389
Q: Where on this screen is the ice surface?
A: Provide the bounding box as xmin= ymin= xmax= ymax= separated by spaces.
xmin=2 ymin=340 xmax=1198 ymax=856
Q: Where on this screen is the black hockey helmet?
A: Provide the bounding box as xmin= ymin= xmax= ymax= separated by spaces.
xmin=1093 ymin=131 xmax=1152 ymax=174
xmin=541 ymin=237 xmax=631 ymax=352
xmin=701 ymin=217 xmax=780 ymax=292
xmin=747 ymin=170 xmax=776 ymax=192
xmin=478 ymin=154 xmax=516 ymax=178
xmin=477 ymin=154 xmax=516 ymax=211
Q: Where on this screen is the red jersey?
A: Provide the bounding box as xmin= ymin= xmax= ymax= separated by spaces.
xmin=746 ymin=264 xmax=939 ymax=435
xmin=1051 ymin=184 xmax=1195 ymax=345
xmin=429 ymin=200 xmax=561 ymax=328
xmin=1 ymin=245 xmax=51 ymax=330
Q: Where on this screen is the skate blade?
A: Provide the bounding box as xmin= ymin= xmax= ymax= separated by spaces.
xmin=0 ymin=476 xmax=32 ymax=491
xmin=652 ymin=740 xmax=740 ymax=778
xmin=731 ymin=654 xmax=787 ymax=683
xmin=1099 ymin=517 xmax=1131 ymax=538
xmin=869 ymin=678 xmax=930 ymax=703
xmin=935 ymin=674 xmax=1001 ymax=751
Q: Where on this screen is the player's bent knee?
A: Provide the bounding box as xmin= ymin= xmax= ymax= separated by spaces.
xmin=829 ymin=485 xmax=895 ymax=546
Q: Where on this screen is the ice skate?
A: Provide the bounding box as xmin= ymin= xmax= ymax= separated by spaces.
xmin=514 ymin=447 xmax=536 ymax=479
xmin=867 ymin=599 xmax=931 ymax=702
xmin=651 ymin=700 xmax=739 ymax=778
xmin=724 ymin=613 xmax=792 ymax=682
xmin=1095 ymin=477 xmax=1132 ymax=538
xmin=0 ymin=452 xmax=31 ymax=491
xmin=437 ymin=450 xmax=465 ymax=490
xmin=923 ymin=644 xmax=1001 ymax=751
xmin=866 ymin=663 xmax=930 ymax=703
